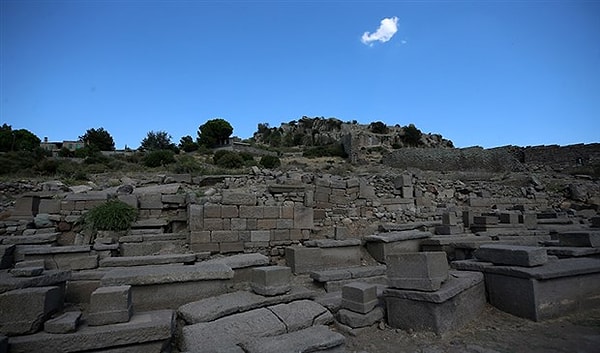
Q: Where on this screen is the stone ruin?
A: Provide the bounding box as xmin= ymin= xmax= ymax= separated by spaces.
xmin=0 ymin=168 xmax=599 ymax=352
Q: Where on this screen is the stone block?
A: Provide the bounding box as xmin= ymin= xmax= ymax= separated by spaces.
xmin=285 ymin=246 xmax=322 ymax=274
xmin=481 ymin=257 xmax=600 ymax=321
xmin=240 ymin=206 xmax=264 ymax=218
xmin=8 ymin=310 xmax=174 ymax=353
xmin=268 ymin=300 xmax=333 ymax=332
xmin=263 ymin=206 xmax=280 ymax=219
xmin=341 ymin=282 xmax=378 ymax=314
xmin=0 ymin=245 xmax=15 ymax=269
xmin=190 ymin=242 xmax=220 ymax=253
xmin=204 ymin=218 xmax=224 ymax=230
xmin=442 ymin=212 xmax=458 ymax=226
xmin=384 ymin=271 xmax=485 ymax=334
xmin=473 ymin=216 xmax=499 ymax=225
xmin=251 ymin=230 xmax=271 ymax=242
xmin=138 ymin=194 xmax=163 ymax=210
xmin=338 ymin=307 xmax=384 ymax=328
xmin=276 ymin=219 xmax=294 ymax=230
xmin=44 ymin=310 xmax=81 ymax=333
xmin=203 ymin=204 xmax=221 ymax=218
xmin=221 ymin=205 xmax=239 ymax=218
xmin=475 ymin=244 xmax=548 ymax=267
xmin=133 ymin=183 xmax=181 ymax=195
xmin=522 ymin=212 xmax=538 ymax=229
xmin=462 ymin=210 xmax=475 ymax=227
xmin=386 ymin=252 xmax=449 ymax=291
xmin=38 ymin=199 xmax=60 ymax=214
xmin=257 ymin=219 xmax=277 ymax=230
xmin=280 ymin=206 xmax=294 ymax=219
xmin=558 ymin=231 xmax=600 ymax=248
xmin=241 ymin=325 xmax=345 ymax=353
xmin=251 ymin=266 xmax=291 ymax=296
xmin=10 ymin=266 xmax=44 ymax=277
xmin=211 ymin=230 xmax=239 ymax=243
xmin=222 ymin=191 xmax=257 ymax=206
xmin=271 ymin=229 xmax=290 ymax=241
xmin=435 ymin=225 xmax=464 ymax=235
xmin=591 ymin=216 xmax=600 ymax=228
xmin=190 ymin=231 xmax=211 ymax=244
xmin=294 ymin=207 xmax=314 ymax=229
xmin=401 ymin=186 xmax=414 ymax=198
xmin=0 ymin=286 xmax=63 ymax=335
xmin=499 ymin=212 xmax=520 ymax=224
xmin=188 ymin=204 xmax=204 ymax=231
xmin=219 ymin=242 xmax=245 ymax=254
xmin=88 ymin=285 xmax=133 ymax=326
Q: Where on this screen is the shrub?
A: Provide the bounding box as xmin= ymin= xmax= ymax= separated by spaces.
xmin=369 ymin=121 xmax=389 ymax=134
xmin=144 ymin=150 xmax=176 ymax=167
xmin=402 ymin=124 xmax=423 ymax=146
xmin=173 ymin=155 xmax=204 ymax=174
xmin=215 ymin=152 xmax=243 ymax=168
xmin=259 ymin=155 xmax=281 ymax=169
xmin=303 ymin=143 xmax=348 ymax=159
xmin=82 ymin=200 xmax=137 ymax=231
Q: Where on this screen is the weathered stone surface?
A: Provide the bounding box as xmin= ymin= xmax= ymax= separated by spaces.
xmin=385 ymin=271 xmax=486 ymax=334
xmin=101 ymin=263 xmax=233 ymax=286
xmin=88 ymin=285 xmax=133 ymax=326
xmin=338 ymin=307 xmax=384 ymax=328
xmin=180 ymin=308 xmax=287 ymax=352
xmin=8 ymin=310 xmax=174 ymax=353
xmin=285 ymin=247 xmax=322 ymax=274
xmin=268 ymin=300 xmax=333 ymax=332
xmin=10 ymin=266 xmax=44 ymax=277
xmin=251 ymin=266 xmax=291 ymax=296
xmin=0 ymin=245 xmax=15 ymax=269
xmin=475 ymin=244 xmax=548 ymax=267
xmin=99 ymin=253 xmax=196 ymax=267
xmin=363 ymin=230 xmax=432 ymax=243
xmin=0 ymin=270 xmax=70 ymax=294
xmin=0 ymin=286 xmax=63 ymax=335
xmin=558 ymin=231 xmax=600 ymax=248
xmin=203 ymin=253 xmax=269 ymax=269
xmin=64 ymin=192 xmax=109 ymax=201
xmin=44 ymin=310 xmax=81 ymax=333
xmin=241 ymin=325 xmax=345 ymax=353
xmin=305 ymin=239 xmax=361 ymax=248
xmin=178 ymin=286 xmax=315 ymax=324
xmin=133 ymin=183 xmax=181 ymax=195
xmin=0 ymin=233 xmax=58 ymax=245
xmin=137 ymin=193 xmax=163 ymax=209
xmin=387 ymin=252 xmax=449 ymax=291
xmin=545 ymin=246 xmax=600 ymax=257
xmin=222 ymin=191 xmax=257 ymax=206
xmin=341 ymin=282 xmax=378 ymax=314
xmin=294 ymin=207 xmax=314 ymax=229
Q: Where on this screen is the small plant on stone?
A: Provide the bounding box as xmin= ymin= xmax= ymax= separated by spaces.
xmin=82 ymin=199 xmax=137 ymax=232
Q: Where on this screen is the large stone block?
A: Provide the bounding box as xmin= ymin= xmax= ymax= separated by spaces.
xmin=0 ymin=245 xmax=15 ymax=269
xmin=44 ymin=310 xmax=81 ymax=333
xmin=38 ymin=199 xmax=60 ymax=214
xmin=251 ymin=266 xmax=291 ymax=296
xmin=387 ymin=252 xmax=449 ymax=291
xmin=285 ymin=246 xmax=322 ymax=274
xmin=294 ymin=207 xmax=314 ymax=229
xmin=188 ymin=204 xmax=204 ymax=231
xmin=558 ymin=231 xmax=600 ymax=248
xmin=137 ymin=194 xmax=163 ymax=210
xmin=338 ymin=307 xmax=384 ymax=328
xmin=222 ymin=191 xmax=257 ymax=206
xmin=88 ymin=285 xmax=133 ymax=326
xmin=240 ymin=206 xmax=264 ymax=218
xmin=341 ymin=282 xmax=378 ymax=314
xmin=384 ymin=271 xmax=485 ymax=334
xmin=364 ymin=230 xmax=432 ymax=263
xmin=475 ymin=244 xmax=548 ymax=267
xmin=0 ymin=286 xmax=63 ymax=335
xmin=481 ymin=257 xmax=600 ymax=321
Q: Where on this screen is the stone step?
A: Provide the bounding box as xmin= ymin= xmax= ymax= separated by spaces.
xmin=310 ymin=265 xmax=387 ymax=283
xmin=0 ymin=232 xmax=59 ymax=245
xmin=8 ymin=310 xmax=174 ymax=353
xmin=180 ymin=300 xmax=333 ymax=352
xmin=178 ymin=286 xmax=316 ymax=324
xmin=99 ymin=253 xmax=197 ymax=267
xmin=119 ymin=240 xmax=187 ymax=257
xmin=240 ymin=325 xmax=346 ymax=353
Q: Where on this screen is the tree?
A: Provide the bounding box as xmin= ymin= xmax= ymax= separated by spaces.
xmin=197 ymin=118 xmax=233 ymax=147
xmin=402 ymin=124 xmax=423 ymax=146
xmin=79 ymin=127 xmax=115 ymax=151
xmin=0 ymin=124 xmax=41 ymax=152
xmin=369 ymin=121 xmax=389 ymax=134
xmin=140 ymin=130 xmax=178 ymax=152
xmin=179 ymin=135 xmax=199 ymax=152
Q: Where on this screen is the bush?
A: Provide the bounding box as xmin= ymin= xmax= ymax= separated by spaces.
xmin=172 ymin=155 xmax=204 ymax=174
xmin=259 ymin=155 xmax=281 ymax=169
xmin=303 ymin=143 xmax=348 ymax=159
xmin=82 ymin=200 xmax=137 ymax=231
xmin=144 ymin=150 xmax=176 ymax=167
xmin=215 ymin=152 xmax=243 ymax=168
xmin=402 ymin=124 xmax=423 ymax=146
xmin=369 ymin=121 xmax=389 ymax=134
xmin=35 ymin=159 xmax=59 ymax=175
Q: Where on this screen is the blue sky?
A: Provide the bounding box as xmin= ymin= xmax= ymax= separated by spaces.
xmin=2 ymin=0 xmax=599 ymax=149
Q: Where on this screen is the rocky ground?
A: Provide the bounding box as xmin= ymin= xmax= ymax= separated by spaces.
xmin=342 ymin=305 xmax=600 ymax=353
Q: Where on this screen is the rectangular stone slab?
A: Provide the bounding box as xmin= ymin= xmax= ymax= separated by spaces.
xmin=558 ymin=231 xmax=600 ymax=248
xmin=8 ymin=310 xmax=174 ymax=352
xmin=178 ymin=286 xmax=315 ymax=324
xmin=385 ymin=272 xmax=485 ymax=334
xmin=99 ymin=254 xmax=197 ymax=267
xmin=241 ymin=325 xmax=345 ymax=353
xmin=100 ymin=263 xmax=233 ymax=286
xmin=474 ymin=244 xmax=548 ymax=267
xmin=480 ymin=257 xmax=600 ymax=280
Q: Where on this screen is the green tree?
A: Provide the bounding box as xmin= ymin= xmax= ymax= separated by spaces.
xmin=79 ymin=127 xmax=115 ymax=151
xmin=402 ymin=124 xmax=423 ymax=146
xmin=198 ymin=118 xmax=233 ymax=147
xmin=0 ymin=124 xmax=41 ymax=152
xmin=369 ymin=121 xmax=389 ymax=134
xmin=140 ymin=130 xmax=178 ymax=152
xmin=179 ymin=135 xmax=199 ymax=152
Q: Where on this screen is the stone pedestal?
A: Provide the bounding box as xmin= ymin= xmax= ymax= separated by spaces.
xmin=384 ymin=271 xmax=485 ymax=334
xmin=88 ymin=285 xmax=133 ymax=326
xmin=251 ymin=266 xmax=291 ymax=296
xmin=386 ymin=252 xmax=448 ymax=291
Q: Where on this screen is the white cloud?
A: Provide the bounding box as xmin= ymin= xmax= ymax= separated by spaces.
xmin=361 ymin=17 xmax=399 ymax=46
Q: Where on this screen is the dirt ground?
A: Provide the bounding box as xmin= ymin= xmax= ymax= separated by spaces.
xmin=342 ymin=305 xmax=600 ymax=353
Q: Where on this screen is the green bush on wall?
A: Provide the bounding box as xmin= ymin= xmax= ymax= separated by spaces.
xmin=82 ymin=200 xmax=137 ymax=232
